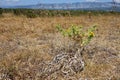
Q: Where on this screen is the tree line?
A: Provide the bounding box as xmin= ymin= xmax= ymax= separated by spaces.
xmin=0 ymin=8 xmax=119 ymax=18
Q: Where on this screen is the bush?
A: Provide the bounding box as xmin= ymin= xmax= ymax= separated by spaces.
xmin=56 ymin=25 xmax=97 ymax=47
xmin=13 ymin=9 xmax=22 ymax=15
xmin=26 ymin=10 xmax=38 ymax=18
xmin=0 ymin=8 xmax=3 ymax=15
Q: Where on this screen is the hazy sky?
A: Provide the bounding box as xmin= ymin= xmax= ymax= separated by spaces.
xmin=0 ymin=0 xmax=120 ymax=6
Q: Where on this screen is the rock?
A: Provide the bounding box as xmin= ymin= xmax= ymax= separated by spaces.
xmin=39 ymin=51 xmax=85 ymax=79
xmin=70 ymin=57 xmax=84 ymax=73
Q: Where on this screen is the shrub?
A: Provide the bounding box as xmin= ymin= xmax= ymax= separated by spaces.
xmin=26 ymin=10 xmax=38 ymax=18
xmin=13 ymin=9 xmax=22 ymax=15
xmin=0 ymin=8 xmax=3 ymax=15
xmin=56 ymin=25 xmax=96 ymax=48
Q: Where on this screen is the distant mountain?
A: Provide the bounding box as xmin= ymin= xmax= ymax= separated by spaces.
xmin=1 ymin=2 xmax=120 ymax=12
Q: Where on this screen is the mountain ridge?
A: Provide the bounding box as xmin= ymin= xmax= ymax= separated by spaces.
xmin=1 ymin=2 xmax=120 ymax=11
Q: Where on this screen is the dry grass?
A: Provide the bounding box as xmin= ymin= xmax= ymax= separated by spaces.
xmin=0 ymin=14 xmax=120 ymax=80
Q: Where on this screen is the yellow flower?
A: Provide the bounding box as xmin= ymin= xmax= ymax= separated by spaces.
xmin=89 ymin=32 xmax=95 ymax=37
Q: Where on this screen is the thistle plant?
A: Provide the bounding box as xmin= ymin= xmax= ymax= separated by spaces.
xmin=56 ymin=24 xmax=96 ymax=54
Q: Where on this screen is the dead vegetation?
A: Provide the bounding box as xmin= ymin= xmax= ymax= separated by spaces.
xmin=0 ymin=14 xmax=120 ymax=80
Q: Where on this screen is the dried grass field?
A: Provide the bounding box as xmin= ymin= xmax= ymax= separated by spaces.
xmin=0 ymin=14 xmax=120 ymax=80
